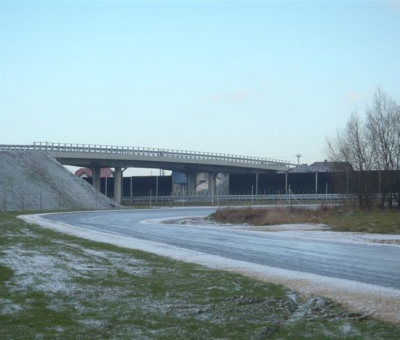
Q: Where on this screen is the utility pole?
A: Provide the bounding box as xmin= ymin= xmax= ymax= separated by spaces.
xmin=296 ymin=154 xmax=302 ymax=165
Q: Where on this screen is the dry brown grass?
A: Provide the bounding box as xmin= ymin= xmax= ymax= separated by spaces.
xmin=212 ymin=206 xmax=326 ymax=226
xmin=211 ymin=205 xmax=400 ymax=234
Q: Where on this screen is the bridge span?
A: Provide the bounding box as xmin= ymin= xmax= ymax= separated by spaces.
xmin=1 ymin=142 xmax=292 ymax=203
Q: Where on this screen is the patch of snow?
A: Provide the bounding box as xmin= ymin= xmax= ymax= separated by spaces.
xmin=0 ymin=300 xmax=23 ymax=315
xmin=341 ymin=323 xmax=360 ymax=336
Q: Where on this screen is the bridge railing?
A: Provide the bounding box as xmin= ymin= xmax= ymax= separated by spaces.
xmin=0 ymin=142 xmax=292 ymax=167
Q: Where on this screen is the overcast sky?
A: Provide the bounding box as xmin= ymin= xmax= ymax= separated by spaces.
xmin=1 ymin=1 xmax=399 ymax=168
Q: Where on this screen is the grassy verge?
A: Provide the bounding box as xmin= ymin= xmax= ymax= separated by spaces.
xmin=1 ymin=212 xmax=399 ymax=339
xmin=211 ymin=205 xmax=400 ymax=234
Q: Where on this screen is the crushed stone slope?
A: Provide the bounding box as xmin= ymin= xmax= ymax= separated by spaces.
xmin=0 ymin=151 xmax=116 ymax=211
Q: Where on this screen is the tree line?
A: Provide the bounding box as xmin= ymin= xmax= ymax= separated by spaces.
xmin=327 ymin=89 xmax=400 ymax=208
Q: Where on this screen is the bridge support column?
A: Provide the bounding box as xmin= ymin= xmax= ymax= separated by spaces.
xmin=114 ymin=167 xmax=122 ymax=204
xmin=187 ymin=172 xmax=197 ymax=196
xmin=285 ymin=172 xmax=288 ymax=193
xmin=255 ymin=173 xmax=259 ymax=195
xmin=92 ymin=166 xmax=101 ymax=192
xmin=208 ymin=172 xmax=217 ymax=196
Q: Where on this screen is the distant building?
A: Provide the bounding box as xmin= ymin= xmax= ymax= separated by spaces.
xmin=172 ymin=171 xmax=187 ymax=194
xmin=309 ymin=161 xmax=353 ymax=172
xmin=75 ymin=168 xmax=114 ymax=178
xmin=290 ymin=160 xmax=353 ymax=173
xmin=171 ymin=172 xmax=229 ymax=195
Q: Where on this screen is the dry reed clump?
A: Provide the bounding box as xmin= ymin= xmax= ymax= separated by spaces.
xmin=211 ymin=206 xmax=329 ymax=226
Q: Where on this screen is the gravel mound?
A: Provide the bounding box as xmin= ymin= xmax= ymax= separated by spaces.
xmin=0 ymin=151 xmax=117 ymax=211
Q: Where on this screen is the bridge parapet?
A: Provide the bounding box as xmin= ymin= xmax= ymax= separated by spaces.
xmin=1 ymin=142 xmax=292 ymax=169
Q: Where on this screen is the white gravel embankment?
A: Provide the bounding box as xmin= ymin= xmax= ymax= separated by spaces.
xmin=0 ymin=151 xmax=116 ymax=211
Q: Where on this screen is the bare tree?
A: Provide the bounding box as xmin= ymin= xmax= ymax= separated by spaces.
xmin=327 ymin=112 xmax=372 ymax=170
xmin=366 ymin=89 xmax=399 ymax=170
xmin=327 ymin=112 xmax=375 ymax=206
xmin=326 ymin=89 xmax=400 ymax=208
xmin=365 ymin=89 xmax=400 ymax=207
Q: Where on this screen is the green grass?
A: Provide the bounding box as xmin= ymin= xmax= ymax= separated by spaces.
xmin=0 ymin=265 xmax=13 ymax=283
xmin=321 ymin=208 xmax=400 ymax=233
xmin=0 ymin=212 xmax=399 ymax=339
xmin=211 ymin=205 xmax=400 ymax=234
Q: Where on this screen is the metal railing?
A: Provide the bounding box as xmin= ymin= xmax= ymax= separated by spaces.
xmin=0 ymin=142 xmax=292 ymax=168
xmin=122 ymin=193 xmax=357 ymax=204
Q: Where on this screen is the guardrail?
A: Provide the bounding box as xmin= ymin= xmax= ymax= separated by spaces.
xmin=122 ymin=194 xmax=357 ymax=204
xmin=0 ymin=142 xmax=292 ymax=168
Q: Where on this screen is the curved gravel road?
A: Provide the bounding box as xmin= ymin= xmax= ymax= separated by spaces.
xmin=42 ymin=208 xmax=400 ymax=290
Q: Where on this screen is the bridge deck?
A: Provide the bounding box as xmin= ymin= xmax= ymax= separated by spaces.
xmin=0 ymin=142 xmax=292 ymax=173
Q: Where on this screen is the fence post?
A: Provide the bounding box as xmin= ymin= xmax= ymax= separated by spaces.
xmin=149 ymin=189 xmax=152 ymax=207
xmin=326 ymin=183 xmax=328 ymax=201
xmin=0 ymin=184 xmax=5 ymax=212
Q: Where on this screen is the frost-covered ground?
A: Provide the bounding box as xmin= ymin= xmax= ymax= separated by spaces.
xmin=8 ymin=215 xmax=399 ymax=339
xmin=21 ymin=213 xmax=400 ymax=325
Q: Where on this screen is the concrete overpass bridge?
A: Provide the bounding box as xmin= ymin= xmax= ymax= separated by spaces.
xmin=1 ymin=142 xmax=292 ymax=203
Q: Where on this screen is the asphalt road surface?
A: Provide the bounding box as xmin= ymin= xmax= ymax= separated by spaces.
xmin=43 ymin=208 xmax=400 ymax=290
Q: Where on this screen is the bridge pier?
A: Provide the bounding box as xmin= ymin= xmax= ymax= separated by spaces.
xmin=92 ymin=166 xmax=101 ymax=192
xmin=114 ymin=167 xmax=122 ymax=204
xmin=209 ymin=172 xmax=217 ymax=195
xmin=187 ymin=172 xmax=197 ymax=196
xmin=256 ymin=173 xmax=259 ymax=195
